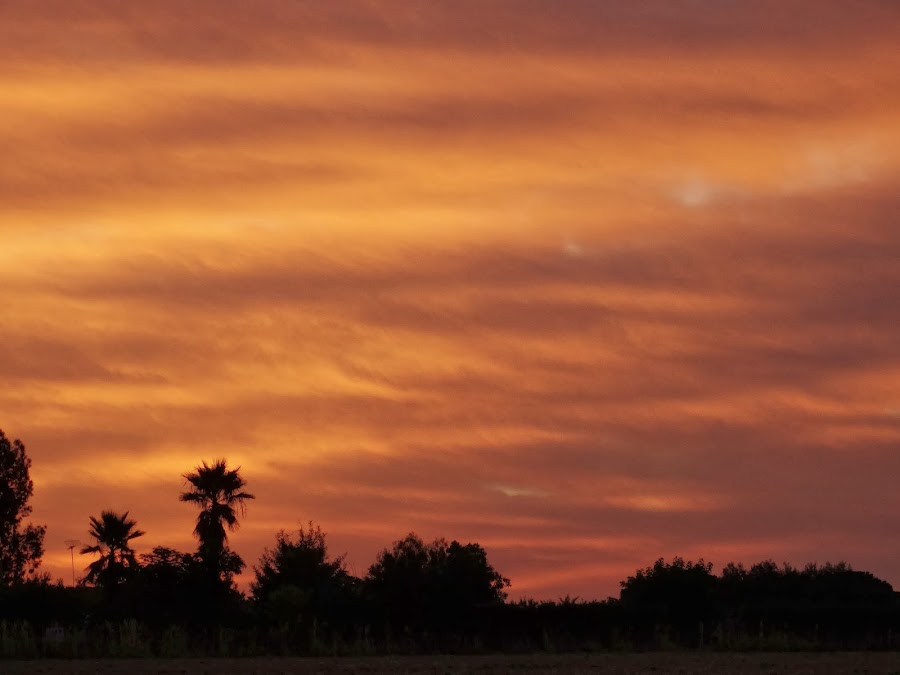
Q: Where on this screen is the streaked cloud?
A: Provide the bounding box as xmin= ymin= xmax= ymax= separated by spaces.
xmin=1 ymin=1 xmax=898 ymax=598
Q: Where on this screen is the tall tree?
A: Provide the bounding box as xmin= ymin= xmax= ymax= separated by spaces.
xmin=79 ymin=510 xmax=145 ymax=588
xmin=0 ymin=429 xmax=46 ymax=586
xmin=180 ymin=459 xmax=254 ymax=580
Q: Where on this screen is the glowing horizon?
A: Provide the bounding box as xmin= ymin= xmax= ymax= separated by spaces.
xmin=2 ymin=0 xmax=899 ymax=598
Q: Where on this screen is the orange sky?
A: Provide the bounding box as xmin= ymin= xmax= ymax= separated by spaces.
xmin=2 ymin=1 xmax=899 ymax=599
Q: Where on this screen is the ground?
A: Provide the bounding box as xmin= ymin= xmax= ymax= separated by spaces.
xmin=4 ymin=652 xmax=900 ymax=674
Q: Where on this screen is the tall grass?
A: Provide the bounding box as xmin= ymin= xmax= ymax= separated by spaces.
xmin=1 ymin=618 xmax=898 ymax=659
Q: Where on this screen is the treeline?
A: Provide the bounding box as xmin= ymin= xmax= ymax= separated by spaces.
xmin=4 ymin=539 xmax=900 ymax=657
xmin=2 ymin=429 xmax=900 ymax=657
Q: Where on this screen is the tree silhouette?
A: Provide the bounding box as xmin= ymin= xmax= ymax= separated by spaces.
xmin=0 ymin=429 xmax=46 ymax=586
xmin=252 ymin=521 xmax=352 ymax=604
xmin=252 ymin=522 xmax=359 ymax=647
xmin=133 ymin=546 xmax=203 ymax=627
xmin=366 ymin=533 xmax=510 ymax=636
xmin=180 ymin=459 xmax=254 ymax=581
xmin=619 ymin=556 xmax=717 ymax=646
xmin=79 ymin=510 xmax=145 ymax=589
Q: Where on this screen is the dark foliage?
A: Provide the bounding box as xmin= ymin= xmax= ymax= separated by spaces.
xmin=715 ymin=560 xmax=897 ymax=648
xmin=79 ymin=510 xmax=145 ymax=590
xmin=3 ymin=438 xmax=899 ymax=657
xmin=252 ymin=522 xmax=352 ymax=603
xmin=251 ymin=522 xmax=360 ymax=652
xmin=179 ymin=458 xmax=254 ymax=586
xmin=0 ymin=430 xmax=46 ymax=586
xmin=620 ymin=556 xmax=717 ymax=646
xmin=129 ymin=547 xmax=202 ymax=626
xmin=3 ymin=548 xmax=900 ymax=657
xmin=365 ymin=532 xmax=511 ymax=643
xmin=0 ymin=577 xmax=94 ymax=628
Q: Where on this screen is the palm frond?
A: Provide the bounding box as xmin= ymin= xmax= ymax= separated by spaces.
xmin=126 ymin=528 xmax=146 ymax=541
xmin=180 ymin=458 xmax=254 ymax=553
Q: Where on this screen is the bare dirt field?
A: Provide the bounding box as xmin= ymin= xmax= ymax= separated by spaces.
xmin=4 ymin=652 xmax=900 ymax=675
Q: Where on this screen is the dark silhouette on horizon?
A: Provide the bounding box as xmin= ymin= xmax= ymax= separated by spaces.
xmin=1 ymin=427 xmax=899 ymax=657
xmin=179 ymin=458 xmax=255 ymax=588
xmin=0 ymin=429 xmax=46 ymax=586
xmin=79 ymin=510 xmax=145 ymax=591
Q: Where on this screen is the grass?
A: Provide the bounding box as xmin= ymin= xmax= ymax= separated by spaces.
xmin=3 ymin=652 xmax=900 ymax=674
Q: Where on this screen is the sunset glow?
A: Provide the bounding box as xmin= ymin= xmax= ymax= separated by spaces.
xmin=2 ymin=1 xmax=899 ymax=598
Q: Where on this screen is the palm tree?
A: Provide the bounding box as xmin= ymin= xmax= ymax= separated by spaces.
xmin=79 ymin=510 xmax=145 ymax=588
xmin=180 ymin=459 xmax=254 ymax=576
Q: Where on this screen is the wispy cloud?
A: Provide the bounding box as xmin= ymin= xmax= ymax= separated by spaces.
xmin=1 ymin=1 xmax=899 ymax=598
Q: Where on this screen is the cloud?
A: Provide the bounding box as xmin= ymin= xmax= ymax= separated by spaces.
xmin=3 ymin=1 xmax=899 ymax=66
xmin=491 ymin=484 xmax=551 ymax=499
xmin=1 ymin=0 xmax=899 ymax=598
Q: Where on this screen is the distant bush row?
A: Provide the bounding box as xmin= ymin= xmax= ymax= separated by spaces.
xmin=2 ymin=428 xmax=899 ymax=657
xmin=2 ymin=541 xmax=899 ymax=657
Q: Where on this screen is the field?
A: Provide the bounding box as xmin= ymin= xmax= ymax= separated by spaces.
xmin=3 ymin=653 xmax=900 ymax=674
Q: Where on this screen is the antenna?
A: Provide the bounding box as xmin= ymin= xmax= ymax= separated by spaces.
xmin=64 ymin=540 xmax=80 ymax=587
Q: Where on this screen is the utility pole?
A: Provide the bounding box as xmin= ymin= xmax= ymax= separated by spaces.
xmin=64 ymin=540 xmax=80 ymax=587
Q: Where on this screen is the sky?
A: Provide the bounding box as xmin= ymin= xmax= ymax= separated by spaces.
xmin=1 ymin=0 xmax=899 ymax=599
